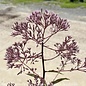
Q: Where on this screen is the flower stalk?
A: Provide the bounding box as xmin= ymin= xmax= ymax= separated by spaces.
xmin=41 ymin=42 xmax=45 ymax=79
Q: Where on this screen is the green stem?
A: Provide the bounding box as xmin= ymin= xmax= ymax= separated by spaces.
xmin=42 ymin=42 xmax=45 ymax=79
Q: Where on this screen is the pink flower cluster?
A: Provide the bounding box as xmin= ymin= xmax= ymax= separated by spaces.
xmin=5 ymin=10 xmax=86 ymax=86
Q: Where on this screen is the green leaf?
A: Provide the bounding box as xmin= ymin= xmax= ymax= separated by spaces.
xmin=51 ymin=78 xmax=70 ymax=84
xmin=17 ymin=70 xmax=22 ymax=75
xmin=26 ymin=73 xmax=36 ymax=77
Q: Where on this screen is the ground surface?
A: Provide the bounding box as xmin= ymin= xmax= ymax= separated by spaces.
xmin=0 ymin=3 xmax=86 ymax=86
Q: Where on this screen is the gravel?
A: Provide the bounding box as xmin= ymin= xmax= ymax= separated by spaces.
xmin=0 ymin=2 xmax=86 ymax=22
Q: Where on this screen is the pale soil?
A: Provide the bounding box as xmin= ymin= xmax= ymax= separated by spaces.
xmin=0 ymin=3 xmax=86 ymax=86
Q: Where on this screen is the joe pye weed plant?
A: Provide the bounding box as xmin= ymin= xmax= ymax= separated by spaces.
xmin=5 ymin=9 xmax=86 ymax=86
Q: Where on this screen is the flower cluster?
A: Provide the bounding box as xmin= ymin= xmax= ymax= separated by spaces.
xmin=53 ymin=36 xmax=86 ymax=72
xmin=5 ymin=41 xmax=41 ymax=70
xmin=54 ymin=36 xmax=81 ymax=67
xmin=27 ymin=76 xmax=53 ymax=86
xmin=12 ymin=22 xmax=28 ymax=36
xmin=55 ymin=36 xmax=79 ymax=60
xmin=7 ymin=83 xmax=15 ymax=86
xmin=27 ymin=10 xmax=70 ymax=31
xmin=5 ymin=45 xmax=21 ymax=68
xmin=12 ymin=10 xmax=70 ymax=44
xmin=4 ymin=10 xmax=86 ymax=86
xmin=27 ymin=11 xmax=42 ymax=26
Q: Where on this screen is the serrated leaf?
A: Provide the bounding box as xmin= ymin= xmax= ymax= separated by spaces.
xmin=51 ymin=78 xmax=69 ymax=84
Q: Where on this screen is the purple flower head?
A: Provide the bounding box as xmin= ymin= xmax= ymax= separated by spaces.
xmin=55 ymin=36 xmax=79 ymax=60
xmin=27 ymin=10 xmax=70 ymax=31
xmin=43 ymin=10 xmax=50 ymax=20
xmin=5 ymin=45 xmax=21 ymax=68
xmin=5 ymin=40 xmax=41 ymax=69
xmin=26 ymin=11 xmax=42 ymax=25
xmin=12 ymin=10 xmax=70 ymax=44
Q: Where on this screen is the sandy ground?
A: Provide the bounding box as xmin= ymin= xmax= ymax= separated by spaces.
xmin=0 ymin=3 xmax=86 ymax=86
